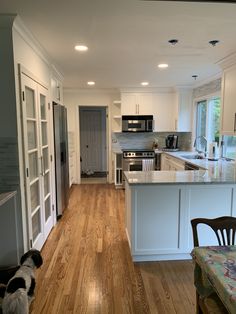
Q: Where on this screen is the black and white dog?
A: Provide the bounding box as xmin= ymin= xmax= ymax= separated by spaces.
xmin=1 ymin=249 xmax=43 ymax=314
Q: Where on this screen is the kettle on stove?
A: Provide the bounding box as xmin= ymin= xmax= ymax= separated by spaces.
xmin=165 ymin=135 xmax=178 ymax=149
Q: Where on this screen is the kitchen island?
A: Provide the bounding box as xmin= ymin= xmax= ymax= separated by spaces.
xmin=124 ymin=156 xmax=236 ymax=262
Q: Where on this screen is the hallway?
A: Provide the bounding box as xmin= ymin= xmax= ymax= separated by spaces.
xmin=31 ymin=184 xmax=195 ymax=314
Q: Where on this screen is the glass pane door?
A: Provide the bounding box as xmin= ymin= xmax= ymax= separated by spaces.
xmin=21 ymin=74 xmax=53 ymax=250
xmin=38 ymin=85 xmax=53 ymax=238
xmin=21 ymin=75 xmax=44 ymax=250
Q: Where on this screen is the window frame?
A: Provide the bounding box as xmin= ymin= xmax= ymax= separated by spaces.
xmin=193 ymin=92 xmax=221 ymax=146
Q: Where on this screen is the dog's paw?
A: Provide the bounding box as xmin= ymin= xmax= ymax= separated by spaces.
xmin=0 ymin=284 xmax=6 ymax=298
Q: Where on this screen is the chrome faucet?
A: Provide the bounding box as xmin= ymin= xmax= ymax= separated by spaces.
xmin=193 ymin=136 xmax=207 ymax=157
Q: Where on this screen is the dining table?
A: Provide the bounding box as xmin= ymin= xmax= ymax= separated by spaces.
xmin=192 ymin=245 xmax=236 ymax=314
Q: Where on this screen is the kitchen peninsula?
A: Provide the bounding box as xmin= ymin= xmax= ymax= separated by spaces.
xmin=124 ymin=153 xmax=236 ymax=262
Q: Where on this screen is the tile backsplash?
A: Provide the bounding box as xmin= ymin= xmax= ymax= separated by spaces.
xmin=112 ymin=132 xmax=192 ymax=152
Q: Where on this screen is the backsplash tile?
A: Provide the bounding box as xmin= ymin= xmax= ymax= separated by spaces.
xmin=112 ymin=132 xmax=192 ymax=151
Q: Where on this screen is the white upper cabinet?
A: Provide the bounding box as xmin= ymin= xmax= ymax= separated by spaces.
xmin=175 ymin=89 xmax=192 ymax=132
xmin=121 ymin=93 xmax=153 ymax=116
xmin=221 ymin=64 xmax=236 ymax=135
xmin=152 ymin=93 xmax=177 ymax=132
xmin=51 ymin=77 xmax=63 ymax=104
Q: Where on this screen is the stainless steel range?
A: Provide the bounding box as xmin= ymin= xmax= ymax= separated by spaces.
xmin=122 ymin=149 xmax=155 ymax=186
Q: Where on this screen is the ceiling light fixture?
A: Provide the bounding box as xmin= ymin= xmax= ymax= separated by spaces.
xmin=87 ymin=81 xmax=95 ymax=86
xmin=192 ymin=75 xmax=198 ymax=80
xmin=209 ymin=40 xmax=220 ymax=47
xmin=74 ymin=45 xmax=88 ymax=51
xmin=168 ymin=39 xmax=178 ymax=45
xmin=158 ymin=63 xmax=169 ymax=69
xmin=141 ymin=82 xmax=149 ymax=86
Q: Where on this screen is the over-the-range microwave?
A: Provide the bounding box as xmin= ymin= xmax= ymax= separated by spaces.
xmin=122 ymin=115 xmax=154 ymax=132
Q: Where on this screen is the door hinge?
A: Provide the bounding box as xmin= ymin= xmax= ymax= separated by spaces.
xmin=30 ymin=239 xmax=33 ymax=248
xmin=26 ymin=168 xmax=29 ymax=177
xmin=48 ymin=102 xmax=51 ymax=110
xmin=52 ymin=204 xmax=55 ymax=211
xmin=106 ymin=114 xmax=108 ymax=118
xmin=50 ymin=154 xmax=53 ymax=162
xmin=22 ymin=91 xmax=25 ymax=101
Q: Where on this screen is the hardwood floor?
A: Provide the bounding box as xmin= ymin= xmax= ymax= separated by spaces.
xmin=31 ymin=184 xmax=195 ymax=314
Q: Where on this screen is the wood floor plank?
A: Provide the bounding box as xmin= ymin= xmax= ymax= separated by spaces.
xmin=31 ymin=184 xmax=195 ymax=314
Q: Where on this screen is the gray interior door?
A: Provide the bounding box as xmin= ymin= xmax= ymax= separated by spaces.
xmin=79 ymin=107 xmax=106 ymax=174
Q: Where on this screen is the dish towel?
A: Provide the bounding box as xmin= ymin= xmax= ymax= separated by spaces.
xmin=142 ymin=159 xmax=154 ymax=171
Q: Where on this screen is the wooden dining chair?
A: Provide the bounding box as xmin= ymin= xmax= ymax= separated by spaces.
xmin=191 ymin=216 xmax=236 ymax=248
xmin=191 ymin=216 xmax=236 ymax=314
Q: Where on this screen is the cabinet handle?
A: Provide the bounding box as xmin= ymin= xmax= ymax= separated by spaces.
xmin=234 ymin=113 xmax=236 ymax=132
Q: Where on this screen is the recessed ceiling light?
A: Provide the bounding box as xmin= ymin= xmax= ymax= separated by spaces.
xmin=158 ymin=63 xmax=169 ymax=69
xmin=168 ymin=39 xmax=178 ymax=45
xmin=74 ymin=45 xmax=88 ymax=51
xmin=208 ymin=40 xmax=220 ymax=47
xmin=87 ymin=81 xmax=95 ymax=86
xmin=141 ymin=82 xmax=149 ymax=86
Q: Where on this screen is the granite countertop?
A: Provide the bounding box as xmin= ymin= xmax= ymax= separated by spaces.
xmin=124 ymin=151 xmax=236 ymax=185
xmin=0 ymin=191 xmax=17 ymax=206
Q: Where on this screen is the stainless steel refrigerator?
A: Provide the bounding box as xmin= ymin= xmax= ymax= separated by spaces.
xmin=53 ymin=102 xmax=69 ymax=217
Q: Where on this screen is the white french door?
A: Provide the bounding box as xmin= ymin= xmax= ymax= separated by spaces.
xmin=21 ymin=73 xmax=54 ymax=250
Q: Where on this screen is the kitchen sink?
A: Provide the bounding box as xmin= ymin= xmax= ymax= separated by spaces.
xmin=180 ymin=154 xmax=205 ymax=160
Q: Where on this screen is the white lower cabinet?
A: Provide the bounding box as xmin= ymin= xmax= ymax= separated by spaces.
xmin=125 ymin=183 xmax=236 ymax=261
xmin=114 ymin=153 xmax=123 ymax=188
xmin=21 ymin=72 xmax=54 ymax=250
xmin=161 ymin=153 xmax=185 ymax=171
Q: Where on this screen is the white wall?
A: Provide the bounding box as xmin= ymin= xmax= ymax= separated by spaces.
xmin=64 ymin=89 xmax=120 ymax=184
xmin=11 ymin=17 xmax=58 ymax=251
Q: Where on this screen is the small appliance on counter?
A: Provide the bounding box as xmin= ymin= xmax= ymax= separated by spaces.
xmin=208 ymin=142 xmax=219 ymax=161
xmin=163 ymin=134 xmax=178 ymax=151
xmin=122 ymin=115 xmax=154 ymax=132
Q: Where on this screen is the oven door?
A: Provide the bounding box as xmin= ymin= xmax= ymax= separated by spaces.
xmin=123 ymin=158 xmax=143 ymax=172
xmin=122 ymin=158 xmax=143 ymax=187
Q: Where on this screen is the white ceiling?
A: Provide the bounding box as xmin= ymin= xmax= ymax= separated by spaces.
xmin=1 ymin=0 xmax=236 ymax=89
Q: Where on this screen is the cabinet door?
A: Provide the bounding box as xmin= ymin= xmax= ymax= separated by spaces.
xmin=121 ymin=93 xmax=137 ymax=115
xmin=121 ymin=93 xmax=153 ymax=115
xmin=137 ymin=93 xmax=153 ymax=115
xmin=51 ymin=77 xmax=63 ymax=104
xmin=153 ymin=93 xmax=177 ymax=131
xmin=21 ymin=74 xmax=54 ymax=250
xmin=221 ymin=65 xmax=236 ymax=135
xmin=161 ymin=154 xmax=171 ymax=170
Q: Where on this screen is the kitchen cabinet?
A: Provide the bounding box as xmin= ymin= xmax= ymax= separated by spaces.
xmin=221 ymin=64 xmax=236 ymax=135
xmin=121 ymin=93 xmax=153 ymax=116
xmin=152 ymin=93 xmax=177 ymax=132
xmin=161 ymin=153 xmax=185 ymax=171
xmin=111 ymin=100 xmax=122 ymax=132
xmin=114 ymin=153 xmax=123 ymax=188
xmin=51 ymin=77 xmax=63 ymax=104
xmin=125 ymin=180 xmax=236 ymax=261
xmin=175 ymin=89 xmax=192 ymax=132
